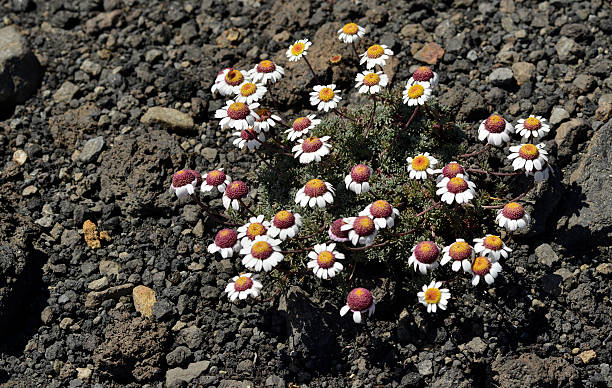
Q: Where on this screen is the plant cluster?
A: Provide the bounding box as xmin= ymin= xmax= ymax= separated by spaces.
xmin=169 ymin=23 xmax=553 ymax=324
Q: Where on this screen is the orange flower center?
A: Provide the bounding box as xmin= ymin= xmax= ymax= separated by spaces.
xmin=317 ymin=251 xmax=335 ymax=269
xmin=367 ymin=44 xmax=384 ymax=58
xmin=234 ymin=276 xmax=253 ymax=291
xmin=342 ymin=23 xmax=359 ymax=35
xmin=304 ymin=179 xmax=327 ymax=197
xmin=227 ymin=102 xmax=249 ymax=119
xmin=291 ymin=42 xmax=305 ymax=56
xmin=251 ymin=241 xmax=273 ymax=259
xmin=449 ymin=241 xmax=471 ymax=261
xmin=246 ymin=223 xmax=266 ymax=239
xmin=353 ymin=216 xmax=375 ymax=236
xmin=411 ymin=155 xmax=430 ymax=171
xmin=472 ymin=256 xmax=491 ymax=275
xmin=330 ymin=55 xmax=342 ymax=64
xmin=447 ymin=177 xmax=468 ymax=193
xmin=485 ymin=115 xmax=505 ymax=133
xmin=502 ymin=202 xmax=525 ymax=219
xmin=523 ymin=117 xmax=541 ymax=131
xmin=363 ymin=72 xmax=381 ymax=86
xmin=483 ymin=235 xmax=503 ymax=250
xmin=318 ymin=87 xmax=335 ymax=102
xmin=424 ymin=288 xmax=441 ymax=304
xmin=256 ymin=60 xmax=275 ymax=73
xmin=407 ymin=84 xmax=425 ymax=99
xmin=240 ymin=82 xmax=257 ymax=96
xmin=519 ymin=144 xmax=539 ymax=160
xmin=225 ymin=69 xmax=244 ymax=85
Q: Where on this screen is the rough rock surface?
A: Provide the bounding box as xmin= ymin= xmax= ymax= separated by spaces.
xmin=0 ymin=25 xmax=42 ymax=105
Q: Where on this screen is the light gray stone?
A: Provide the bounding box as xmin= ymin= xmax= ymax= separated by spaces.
xmin=535 ymin=244 xmax=559 ymax=266
xmin=0 ymin=25 xmax=42 ymax=104
xmin=489 ymin=67 xmax=515 ymax=88
xmin=550 ymin=107 xmax=569 ymax=125
xmin=79 ymin=136 xmax=104 ymax=162
xmin=165 ymin=360 xmax=210 ymax=387
xmin=141 ymin=107 xmax=194 ymax=130
xmin=53 ymin=81 xmax=79 ymax=103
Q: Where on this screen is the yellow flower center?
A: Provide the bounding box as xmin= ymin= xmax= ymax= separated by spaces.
xmin=227 ymin=102 xmax=249 ymax=119
xmin=342 ymin=23 xmax=359 ymax=35
xmin=367 ymin=44 xmax=384 ymax=58
xmin=247 ymin=223 xmax=266 ymax=238
xmin=235 ymin=276 xmax=250 ymax=288
xmin=411 ymin=155 xmax=430 ymax=171
xmin=225 ymin=69 xmax=244 ymax=85
xmin=291 ymin=42 xmax=305 ymax=56
xmin=424 ymin=288 xmax=441 ymax=304
xmin=449 ymin=241 xmax=471 ymax=260
xmin=523 ymin=117 xmax=541 ymax=131
xmin=358 ymin=217 xmax=374 ymax=229
xmin=317 ymin=251 xmax=334 ymax=267
xmin=483 ymin=235 xmax=503 ymax=250
xmin=407 ymin=84 xmax=425 ymax=99
xmin=519 ymin=144 xmax=539 ymax=160
xmin=304 ymin=179 xmax=327 ymax=197
xmin=472 ymin=256 xmax=491 ymax=275
xmin=363 ymin=72 xmax=381 ymax=86
xmin=318 ymin=87 xmax=335 ymax=102
xmin=257 ymin=60 xmax=274 ymax=72
xmin=275 ymin=210 xmax=291 ymax=222
xmin=240 ymin=82 xmax=257 ymax=96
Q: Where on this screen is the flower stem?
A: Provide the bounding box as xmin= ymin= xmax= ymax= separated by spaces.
xmin=190 ymin=194 xmax=240 ymax=226
xmin=457 ymin=144 xmax=491 ymax=159
xmin=363 ymin=96 xmax=377 ymax=138
xmin=254 ymin=149 xmax=279 ymax=173
xmin=238 ymin=198 xmax=257 ymax=218
xmin=303 ymin=56 xmax=321 ymax=85
xmin=415 ymin=201 xmax=441 ymax=217
xmin=467 ymin=167 xmax=523 ymax=177
xmin=351 ymin=42 xmax=360 ymax=61
xmin=481 ymin=182 xmax=534 ymax=209
xmin=333 ymin=107 xmax=358 ymax=123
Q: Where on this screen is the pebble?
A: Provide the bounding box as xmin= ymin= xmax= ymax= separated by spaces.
xmin=12 ymin=149 xmax=27 ymax=165
xmin=201 ymin=147 xmax=218 ymax=162
xmin=0 ymin=25 xmax=42 ymax=104
xmin=140 ymin=107 xmax=194 ymax=130
xmin=88 ymin=277 xmax=109 ymax=291
xmin=572 ymin=74 xmax=595 ymax=94
xmin=413 ymin=43 xmax=444 ymax=65
xmin=59 ymin=317 xmax=73 ymax=330
xmin=60 ymin=229 xmax=80 ymax=247
xmin=417 ymin=359 xmax=433 ymax=376
xmin=165 ymin=360 xmax=210 ymax=387
xmin=489 ymin=67 xmax=515 ymax=88
xmin=512 ymin=62 xmax=535 ymax=85
xmin=99 ymin=260 xmax=120 ymax=276
xmin=578 ymin=350 xmax=596 ymax=364
xmin=595 ymin=263 xmax=611 ymax=275
xmin=76 ymin=367 xmax=92 ymax=381
xmin=22 ymin=185 xmax=37 ymax=196
xmin=80 ymin=59 xmax=102 ymax=76
xmin=84 ymin=283 xmax=133 ymax=308
xmin=465 ymin=337 xmax=488 ymax=354
xmin=132 ymin=285 xmax=156 ymax=318
xmin=550 ymin=107 xmax=570 ymax=125
xmin=535 ymin=244 xmax=560 ymax=267
xmin=53 ymin=81 xmax=79 ymax=103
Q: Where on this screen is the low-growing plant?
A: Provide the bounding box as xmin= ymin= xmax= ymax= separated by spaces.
xmin=169 ymin=23 xmax=552 ymax=323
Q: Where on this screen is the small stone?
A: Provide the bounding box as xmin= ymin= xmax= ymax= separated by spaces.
xmin=53 ymin=81 xmax=79 ymax=103
xmin=99 ymin=260 xmax=120 ymax=276
xmin=596 ymin=263 xmax=612 ymax=275
xmin=201 ymin=147 xmax=218 ymax=162
xmin=41 ymin=306 xmax=53 ymax=324
xmin=535 ymin=244 xmax=559 ymax=267
xmin=83 ymin=220 xmax=102 ymax=249
xmin=417 ymin=359 xmax=433 ymax=376
xmin=265 ymin=375 xmax=285 ymax=387
xmin=512 ymin=62 xmax=535 ymax=85
xmin=145 ymin=49 xmax=163 ymax=63
xmin=12 ymin=149 xmax=27 ymax=165
xmin=401 ymin=24 xmax=428 ymax=38
xmin=413 ymin=43 xmax=444 ymax=65
xmin=141 ymin=107 xmax=194 ymax=131
xmin=88 ymin=277 xmax=109 ymax=291
xmin=165 ymin=360 xmax=210 ymax=387
xmin=465 ymin=337 xmax=488 ymax=354
xmin=489 ymin=67 xmax=515 ymax=88
xmin=79 ymin=136 xmax=104 ymax=163
xmin=61 ymin=229 xmax=80 ymax=247
xmin=555 ymin=118 xmax=590 ymax=160
xmin=550 ymin=107 xmax=570 ymax=125
xmin=80 ymin=59 xmax=102 ymax=76
xmin=22 ymin=185 xmax=37 ymax=196
xmin=59 ymin=317 xmax=73 ymax=329
xmin=133 ymin=285 xmax=156 ymax=318
xmin=0 ymin=25 xmax=43 ymax=105
xmin=84 ymin=283 xmax=133 ymax=308
xmin=192 ymin=219 xmax=204 ymax=238
xmin=572 ymin=74 xmax=595 ymax=94
xmin=187 ymin=262 xmax=205 ymax=271
xmin=595 ymin=103 xmax=612 ymax=122
xmin=578 ymin=350 xmax=596 ymax=364
xmin=555 ymin=37 xmax=582 ymax=63
xmin=76 ymin=367 xmax=92 ymax=381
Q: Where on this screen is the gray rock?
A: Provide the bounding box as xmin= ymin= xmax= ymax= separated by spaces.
xmin=145 ymin=49 xmax=163 ymax=63
xmin=535 ymin=244 xmax=559 ymax=266
xmin=549 ymin=107 xmax=569 ymax=125
xmin=265 ymin=375 xmax=285 ymax=387
xmin=201 ymin=147 xmax=218 ymax=162
xmin=564 ymin=121 xmax=612 ymax=244
xmin=99 ymin=260 xmax=120 ymax=276
xmin=554 ymin=118 xmax=590 ymax=161
xmin=465 ymin=337 xmax=487 ymax=354
xmin=555 ymin=37 xmax=582 ymax=63
xmin=79 ymin=136 xmax=104 ymax=162
xmin=489 ymin=68 xmax=515 ymax=88
xmin=572 ymin=74 xmax=595 ymax=94
xmin=152 ymin=298 xmax=175 ymax=320
xmin=61 ymin=229 xmax=80 ymax=247
xmin=165 ymin=360 xmax=210 ymax=388
xmin=512 ymin=62 xmax=535 ymax=85
xmin=141 ymin=107 xmax=194 ymax=131
xmin=434 ymin=20 xmax=456 ymax=40
xmin=166 ymin=346 xmax=192 ymax=367
xmin=492 ymin=353 xmax=578 ymax=387
xmin=80 ymin=59 xmax=102 ymax=76
xmin=417 ymin=359 xmax=433 ymax=376
xmin=236 ymin=359 xmax=253 ymax=372
xmin=0 ymin=25 xmax=43 ymax=105
xmin=84 ymin=283 xmax=133 ymax=308
xmin=53 ymin=81 xmax=79 ymax=103
xmin=177 ymin=326 xmax=204 ymax=349
xmin=11 ymin=0 xmax=35 ymax=12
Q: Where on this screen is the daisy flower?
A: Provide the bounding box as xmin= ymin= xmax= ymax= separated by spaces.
xmin=340 ymin=288 xmax=376 ymax=324
xmin=310 ymin=84 xmax=342 ymax=112
xmin=254 ymin=108 xmax=281 ymax=133
xmin=225 ymin=273 xmax=263 ymax=301
xmin=307 ymin=243 xmax=345 ymax=280
xmin=469 ymin=256 xmax=503 ymax=286
xmin=237 ymin=215 xmax=271 ymax=247
xmin=240 ymin=235 xmax=283 ymax=272
xmin=408 ymin=241 xmax=440 ymax=274
xmin=337 ymin=22 xmax=366 ymax=43
xmin=473 ymin=235 xmax=512 ymax=261
xmin=359 ymin=200 xmax=400 ymax=229
xmin=341 ymin=216 xmax=378 ymax=246
xmin=232 ymin=128 xmax=265 ymax=150
xmin=360 ymin=44 xmax=393 ymax=69
xmin=507 ymin=143 xmax=549 ymax=173
xmin=222 ymin=180 xmax=249 ymax=211
xmin=170 ymin=169 xmax=202 ymax=199
xmin=478 ymin=114 xmax=514 ymax=146
xmin=201 ymin=169 xmax=231 ymax=193
xmin=211 ymin=68 xmax=248 ymax=96
xmin=208 ymin=229 xmax=241 ymax=258
xmin=248 ymin=60 xmax=284 ymax=85
xmin=407 ymin=152 xmax=438 ymax=180
xmin=515 ymin=115 xmax=550 ymax=140
xmin=285 ymin=115 xmax=321 ymax=141
xmin=292 ymin=136 xmax=332 ymax=164
xmin=295 ymin=179 xmax=335 ymax=208
xmin=403 ymin=81 xmax=432 ymax=106
xmin=345 ymin=164 xmax=372 ymax=194
xmin=328 ymin=218 xmax=350 ymax=242
xmin=235 ymin=81 xmax=267 ymax=104
xmin=215 ymin=100 xmax=260 ymax=130
xmin=496 ymin=202 xmax=531 ymax=232
xmin=355 ymin=71 xmax=388 ymax=94
xmin=286 ymin=39 xmax=311 ymax=62
xmin=435 ymin=174 xmax=477 ymax=204
xmin=435 ymin=161 xmax=469 ymax=183
xmin=408 ymin=66 xmax=439 ymax=88
xmin=268 ymin=210 xmax=302 ymax=240
xmin=418 ymin=281 xmax=451 ymax=313
xmin=441 ymin=239 xmax=474 ymax=272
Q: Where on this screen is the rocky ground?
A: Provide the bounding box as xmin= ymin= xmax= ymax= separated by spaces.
xmin=0 ymin=0 xmax=611 ymax=387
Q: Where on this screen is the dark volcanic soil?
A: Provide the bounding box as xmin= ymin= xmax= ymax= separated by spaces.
xmin=0 ymin=0 xmax=611 ymax=387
